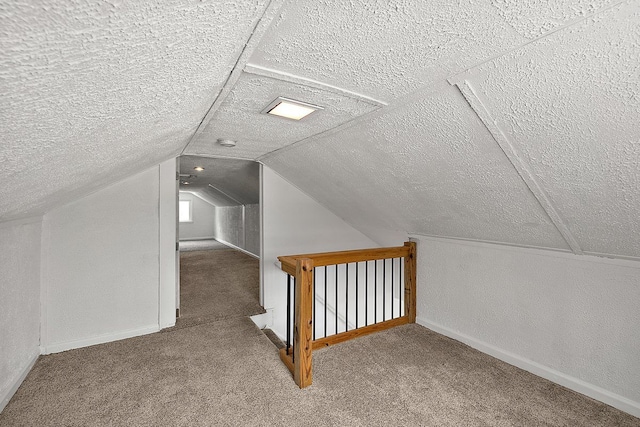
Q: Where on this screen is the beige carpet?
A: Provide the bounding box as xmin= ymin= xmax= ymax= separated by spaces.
xmin=2 ymin=318 xmax=638 ymax=426
xmin=174 ymin=249 xmax=264 ymax=329
xmin=179 ymin=239 xmax=229 ymax=252
xmin=2 ymin=249 xmax=637 ymax=425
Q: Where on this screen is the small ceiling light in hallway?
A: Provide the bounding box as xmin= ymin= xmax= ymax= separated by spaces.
xmin=194 ymin=166 xmax=205 ymax=171
xmin=262 ymin=97 xmax=323 ymax=121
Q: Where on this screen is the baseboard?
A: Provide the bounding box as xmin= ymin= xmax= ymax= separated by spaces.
xmin=41 ymin=325 xmax=160 ymax=355
xmin=179 ymin=237 xmax=216 ymax=241
xmin=416 ymin=317 xmax=640 ymax=419
xmin=0 ymin=350 xmax=39 ymax=414
xmin=213 ymin=238 xmax=259 ymax=259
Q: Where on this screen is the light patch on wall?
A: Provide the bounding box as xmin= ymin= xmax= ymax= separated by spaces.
xmin=179 ymin=200 xmax=192 ymax=223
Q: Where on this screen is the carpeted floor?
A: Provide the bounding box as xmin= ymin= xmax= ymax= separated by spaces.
xmin=2 ymin=319 xmax=638 ymax=426
xmin=174 ymin=249 xmax=264 ymax=329
xmin=1 ymin=249 xmax=639 ymax=425
xmin=179 ymin=239 xmax=229 ymax=252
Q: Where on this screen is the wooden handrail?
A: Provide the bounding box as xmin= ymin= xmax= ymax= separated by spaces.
xmin=278 ymin=245 xmax=410 ymax=276
xmin=278 ymin=241 xmax=416 ymax=389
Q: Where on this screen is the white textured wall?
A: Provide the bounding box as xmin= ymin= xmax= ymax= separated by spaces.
xmin=214 ymin=205 xmax=243 ymax=249
xmin=41 ymin=167 xmax=161 ymax=353
xmin=178 ymin=192 xmax=216 ymax=241
xmin=262 ymin=166 xmax=382 ymax=338
xmin=245 ymin=204 xmax=260 ymax=256
xmin=0 ymin=219 xmax=41 ymax=412
xmin=159 ymin=159 xmax=178 ymax=329
xmin=415 ymin=236 xmax=640 ymax=417
xmin=213 ymin=204 xmax=260 ymax=256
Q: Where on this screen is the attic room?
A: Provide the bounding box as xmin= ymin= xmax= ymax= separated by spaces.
xmin=1 ymin=0 xmax=639 ymax=425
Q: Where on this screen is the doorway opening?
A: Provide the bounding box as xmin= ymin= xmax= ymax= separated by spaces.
xmin=175 ymin=156 xmax=263 ymax=328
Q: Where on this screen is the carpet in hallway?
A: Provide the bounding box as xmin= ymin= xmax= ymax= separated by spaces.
xmin=176 ymin=249 xmax=264 ymax=329
xmin=179 ymin=239 xmax=229 ymax=252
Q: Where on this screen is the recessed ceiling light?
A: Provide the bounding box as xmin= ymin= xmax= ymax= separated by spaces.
xmin=262 ymin=97 xmax=323 ymax=121
xmin=182 ymin=181 xmax=190 ymax=185
xmin=217 ymin=138 xmax=236 ymax=147
xmin=194 ymin=166 xmax=204 ymax=172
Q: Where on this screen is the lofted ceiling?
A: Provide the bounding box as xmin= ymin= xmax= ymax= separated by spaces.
xmin=1 ymin=0 xmax=638 ymax=259
xmin=179 ymin=156 xmax=259 ymax=206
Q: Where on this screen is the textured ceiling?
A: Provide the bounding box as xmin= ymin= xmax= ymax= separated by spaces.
xmin=179 ymin=156 xmax=259 ymax=206
xmin=248 ymin=0 xmax=529 ymax=101
xmin=0 ymin=0 xmax=268 ymax=221
xmin=457 ymin=1 xmax=640 ymax=258
xmin=183 ymin=70 xmax=381 ymax=159
xmin=2 ymin=0 xmax=639 ymax=260
xmin=262 ymin=84 xmax=571 ymax=250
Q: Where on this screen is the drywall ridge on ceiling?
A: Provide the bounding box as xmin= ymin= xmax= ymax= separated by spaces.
xmin=447 ymin=0 xmax=632 ymax=85
xmin=258 ymin=79 xmax=451 ymax=162
xmin=182 ymin=0 xmax=287 ymax=155
xmin=244 ymin=64 xmax=388 ymax=106
xmin=410 ymin=233 xmax=640 ymax=268
xmin=455 ymin=81 xmax=583 ymax=255
xmin=179 ymin=153 xmax=255 ymax=162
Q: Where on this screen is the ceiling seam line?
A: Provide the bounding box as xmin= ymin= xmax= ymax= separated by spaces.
xmin=447 ymin=0 xmax=631 ymax=85
xmin=455 ymin=80 xmax=583 ymax=255
xmin=256 ymin=106 xmax=384 ymax=162
xmin=243 ymin=64 xmax=388 ymax=106
xmin=180 ymin=0 xmax=287 ymax=156
xmin=258 ymin=79 xmax=453 ymax=162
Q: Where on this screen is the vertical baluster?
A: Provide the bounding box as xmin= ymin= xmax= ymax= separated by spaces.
xmin=313 ymin=268 xmax=316 ymax=341
xmin=355 ymin=262 xmax=359 ymax=329
xmin=292 ymin=276 xmax=296 ymax=364
xmin=286 ymin=274 xmax=291 ymax=354
xmin=400 ymin=257 xmax=404 ymax=316
xmin=324 ymin=266 xmax=328 ymax=339
xmin=391 ymin=257 xmax=395 ymax=319
xmin=345 ymin=263 xmax=349 ymax=332
xmin=335 ymin=264 xmax=338 ymax=335
xmin=383 ymin=258 xmax=387 ymax=321
xmin=374 ymin=260 xmax=378 ymax=324
xmin=365 ymin=261 xmax=369 ymax=326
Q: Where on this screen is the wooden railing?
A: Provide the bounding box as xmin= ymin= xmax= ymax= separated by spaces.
xmin=277 ymin=241 xmax=416 ymax=388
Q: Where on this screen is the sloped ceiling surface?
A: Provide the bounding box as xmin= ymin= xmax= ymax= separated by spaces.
xmin=179 ymin=156 xmax=259 ymax=206
xmin=2 ymin=0 xmax=639 ymax=260
xmin=248 ymin=0 xmax=529 ymax=100
xmin=0 ymin=0 xmax=268 ymax=221
xmin=184 ymin=71 xmax=381 ymax=159
xmin=459 ymin=1 xmax=640 ymax=257
xmin=254 ymin=0 xmax=640 ymax=259
xmin=262 ymin=85 xmax=571 ymax=250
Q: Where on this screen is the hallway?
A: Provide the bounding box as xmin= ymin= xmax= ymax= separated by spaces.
xmin=176 ymin=248 xmax=264 ymax=329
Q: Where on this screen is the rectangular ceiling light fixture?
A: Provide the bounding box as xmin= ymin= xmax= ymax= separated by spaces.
xmin=261 ymin=97 xmax=323 ymax=121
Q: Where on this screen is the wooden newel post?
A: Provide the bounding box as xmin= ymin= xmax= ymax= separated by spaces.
xmin=404 ymin=241 xmax=417 ymax=323
xmin=294 ymin=257 xmax=314 ymax=388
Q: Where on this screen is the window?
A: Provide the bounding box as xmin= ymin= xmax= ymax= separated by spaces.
xmin=179 ymin=200 xmax=192 ymax=222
